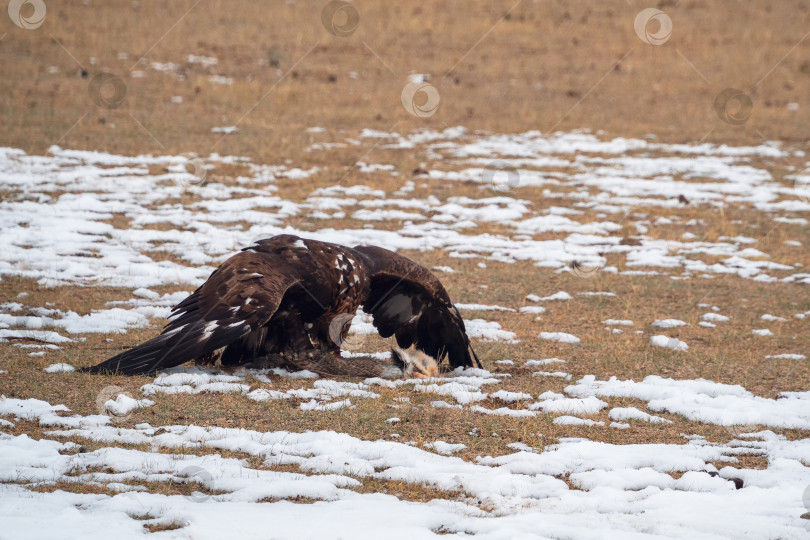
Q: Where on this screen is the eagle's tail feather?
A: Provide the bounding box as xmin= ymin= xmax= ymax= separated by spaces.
xmin=79 ymin=319 xmax=244 ymax=376
xmin=79 ymin=331 xmax=190 ymax=375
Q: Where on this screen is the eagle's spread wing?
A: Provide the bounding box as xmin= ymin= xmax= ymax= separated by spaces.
xmin=353 ymin=245 xmax=481 ymax=370
xmin=82 ymin=250 xmax=301 ymax=375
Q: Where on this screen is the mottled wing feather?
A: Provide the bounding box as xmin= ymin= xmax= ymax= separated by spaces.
xmin=83 ymin=251 xmax=301 ymax=375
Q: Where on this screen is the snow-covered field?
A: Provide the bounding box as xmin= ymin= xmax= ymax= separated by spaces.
xmin=1 ymin=129 xmax=809 ymax=538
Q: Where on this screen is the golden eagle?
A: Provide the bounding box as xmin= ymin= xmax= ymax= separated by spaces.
xmin=82 ymin=235 xmax=481 ymax=377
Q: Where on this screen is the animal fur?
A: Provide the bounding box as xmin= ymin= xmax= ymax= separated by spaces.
xmin=247 ymin=347 xmax=439 ymax=379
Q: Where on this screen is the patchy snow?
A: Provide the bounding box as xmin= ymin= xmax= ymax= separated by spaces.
xmin=424 ymin=440 xmax=467 ymax=455
xmin=567 ymin=375 xmax=810 ymax=429
xmin=553 ymin=416 xmax=605 ymax=426
xmin=651 ymin=319 xmax=688 ymax=329
xmin=14 ymin=394 xmax=805 ymax=539
xmin=766 ymin=353 xmax=805 ymax=360
xmin=300 ymin=398 xmax=353 ymax=411
xmin=518 ymin=306 xmax=546 ymax=314
xmin=0 ymin=329 xmax=73 ymax=344
xmin=533 ymin=371 xmax=573 ymax=380
xmin=602 ymin=319 xmax=634 ymax=326
xmin=529 ymin=396 xmax=608 ymax=415
xmin=469 ymin=405 xmax=537 ymax=418
xmin=141 ymin=368 xmax=252 ymax=396
xmin=102 ymin=394 xmax=155 ymax=416
xmin=527 ymin=291 xmax=572 ymax=302
xmin=539 ymin=332 xmax=580 ymax=344
xmin=2 ymin=130 xmax=809 ymax=539
xmin=490 ymin=390 xmax=532 ymax=402
xmin=702 ymin=313 xmax=730 ymax=322
xmin=463 ymin=319 xmax=517 ymax=342
xmin=650 ymin=335 xmax=689 ymax=351
xmin=609 ymin=407 xmax=673 ymax=424
xmin=44 ymin=363 xmax=74 ymax=373
xmin=455 ymin=303 xmax=515 ymax=312
xmin=248 ymin=379 xmax=379 ymax=404
xmin=761 ymin=314 xmax=788 ymax=322
xmin=752 ymin=329 xmax=774 ymax=337
xmin=524 ymin=358 xmax=566 ymax=367
xmin=0 ymin=130 xmax=805 ymax=292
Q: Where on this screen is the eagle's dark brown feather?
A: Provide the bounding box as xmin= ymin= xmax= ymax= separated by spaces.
xmin=82 ymin=234 xmax=480 ymax=375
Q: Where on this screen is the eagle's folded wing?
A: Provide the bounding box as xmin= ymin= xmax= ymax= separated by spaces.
xmin=355 ymin=246 xmax=480 ymax=370
xmin=81 ymin=251 xmax=300 ymax=375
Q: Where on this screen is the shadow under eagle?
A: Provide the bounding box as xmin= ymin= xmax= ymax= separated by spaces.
xmin=82 ymin=234 xmax=481 ymax=377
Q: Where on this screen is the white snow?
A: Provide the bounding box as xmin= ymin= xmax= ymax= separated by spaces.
xmin=518 ymin=306 xmax=546 ymax=314
xmin=527 ymin=291 xmax=572 ymax=302
xmin=766 ymin=353 xmax=805 ymax=360
xmin=651 ymin=319 xmax=688 ymax=329
xmin=102 ymin=394 xmax=155 ymax=416
xmin=539 ymin=332 xmax=580 ymax=344
xmin=524 ymin=358 xmax=565 ymax=367
xmin=529 ymin=396 xmax=608 ymax=415
xmin=455 ymin=303 xmax=515 ymax=312
xmin=532 ymin=371 xmax=573 ymax=380
xmin=463 ymin=319 xmax=517 ymax=342
xmin=701 ymin=313 xmax=730 ymax=322
xmin=761 ymin=314 xmax=788 ymax=322
xmin=424 ymin=441 xmax=467 ymax=454
xmin=1 ymin=130 xmax=809 ymax=539
xmin=490 ymin=390 xmax=532 ymax=402
xmin=752 ymin=329 xmax=774 ymax=336
xmin=44 ymin=363 xmax=74 ymax=373
xmin=650 ymin=335 xmax=689 ymax=351
xmin=609 ymin=407 xmax=673 ymax=424
xmin=566 ymin=375 xmax=810 ymax=429
xmin=553 ymin=416 xmax=605 ymax=426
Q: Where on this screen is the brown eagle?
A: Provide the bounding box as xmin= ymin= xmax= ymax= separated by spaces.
xmin=82 ymin=234 xmax=481 ymax=377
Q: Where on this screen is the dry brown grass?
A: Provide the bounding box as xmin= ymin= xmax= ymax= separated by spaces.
xmin=2 ymin=0 xmax=810 ymax=163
